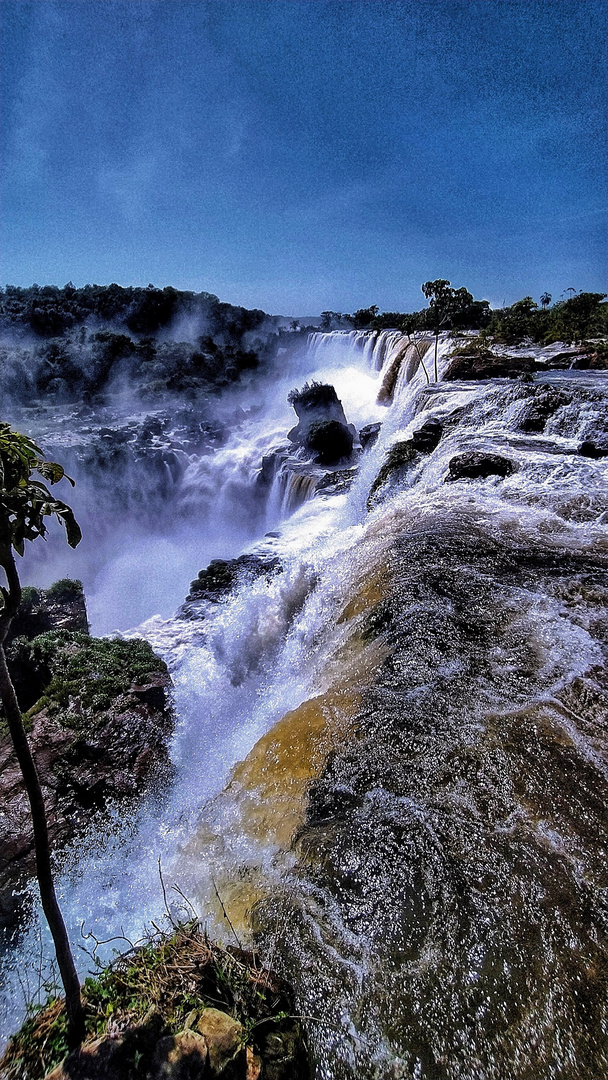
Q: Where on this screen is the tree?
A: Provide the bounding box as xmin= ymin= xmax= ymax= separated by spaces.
xmin=352 ymin=305 xmax=379 ymax=329
xmin=421 ymin=280 xmax=474 ymax=380
xmin=540 ymin=292 xmax=551 ymax=309
xmin=0 ymin=423 xmax=84 ymax=1047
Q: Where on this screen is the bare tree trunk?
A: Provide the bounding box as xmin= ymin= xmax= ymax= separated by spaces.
xmin=0 ymin=550 xmax=84 ymax=1049
xmin=434 ymin=331 xmax=439 ymax=382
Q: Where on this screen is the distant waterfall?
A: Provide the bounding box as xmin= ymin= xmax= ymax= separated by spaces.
xmin=307 ymin=328 xmax=411 ymax=371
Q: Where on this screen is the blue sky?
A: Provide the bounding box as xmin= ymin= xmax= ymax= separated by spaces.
xmin=1 ymin=0 xmax=606 ymax=314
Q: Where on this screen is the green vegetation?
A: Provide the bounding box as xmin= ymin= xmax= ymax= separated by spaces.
xmin=10 ymin=631 xmax=167 ymax=725
xmin=0 ymin=921 xmax=304 ymax=1080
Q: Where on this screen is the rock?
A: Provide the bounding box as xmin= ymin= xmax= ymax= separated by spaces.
xmin=196 ymin=1008 xmax=246 ymax=1076
xmin=306 ymin=419 xmax=354 ymax=465
xmin=368 ymin=441 xmax=419 ymax=505
xmin=443 ymin=353 xmax=538 ymax=380
xmin=570 ymin=349 xmax=608 ymax=370
xmin=254 ymin=1022 xmax=309 ymax=1080
xmin=579 ymin=440 xmax=608 ymax=459
xmin=316 ymin=467 xmax=358 ymax=494
xmin=359 ymin=422 xmax=381 ymax=450
xmin=188 ymin=555 xmax=281 ymax=603
xmin=43 ymin=1035 xmax=125 ymax=1079
xmin=446 ymin=452 xmax=517 ymax=481
xmin=0 ymin=634 xmax=172 ymax=929
xmin=286 ymin=382 xmax=351 ymax=452
xmin=518 ymin=387 xmax=572 ymax=433
xmin=411 ymin=418 xmax=442 ymax=452
xmin=246 ymin=1046 xmax=262 ymax=1080
xmin=152 ymin=1030 xmax=210 ymax=1079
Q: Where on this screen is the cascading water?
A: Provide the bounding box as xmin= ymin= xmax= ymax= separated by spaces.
xmin=1 ymin=330 xmax=607 ymax=1079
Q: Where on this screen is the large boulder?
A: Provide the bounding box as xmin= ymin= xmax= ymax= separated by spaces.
xmin=518 ymin=387 xmax=572 ymax=433
xmin=446 ymin=451 xmax=517 ymax=481
xmin=359 ymin=422 xmax=381 ymax=450
xmin=411 ymin=418 xmax=443 ymax=452
xmin=286 ymin=382 xmax=355 ymax=461
xmin=306 ymin=419 xmax=353 ymax=465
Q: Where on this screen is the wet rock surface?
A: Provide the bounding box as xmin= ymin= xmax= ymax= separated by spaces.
xmin=447 ymin=451 xmax=517 ymax=480
xmin=359 ymin=422 xmax=381 ymax=450
xmin=186 ymin=555 xmax=282 ymax=606
xmin=443 ymin=350 xmax=538 ymax=380
xmin=517 ymin=385 xmax=572 ymax=433
xmin=256 ymin=519 xmax=608 ymax=1079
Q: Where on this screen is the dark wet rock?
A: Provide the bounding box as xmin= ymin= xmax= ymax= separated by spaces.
xmin=570 ymin=349 xmax=608 ymax=370
xmin=411 ymin=418 xmax=443 ymax=452
xmin=316 ymin=467 xmax=358 ymax=495
xmin=444 ymin=352 xmax=538 ymax=380
xmin=188 ymin=555 xmax=282 ymax=603
xmin=368 ymin=441 xmax=419 ymax=505
xmin=359 ymin=422 xmax=382 ymax=450
xmin=447 ymin=451 xmax=517 ymax=480
xmin=5 ymin=579 xmax=88 ymax=649
xmin=518 ymin=387 xmax=572 ymax=433
xmin=287 ymin=382 xmax=353 ymax=459
xmin=579 ymin=440 xmax=608 ymax=459
xmin=0 ymin=633 xmax=172 ymax=929
xmin=256 ymin=448 xmax=290 ymax=490
xmin=307 ymin=418 xmax=354 ymax=465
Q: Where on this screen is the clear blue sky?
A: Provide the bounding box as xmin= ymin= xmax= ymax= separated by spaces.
xmin=1 ymin=0 xmax=606 ymax=314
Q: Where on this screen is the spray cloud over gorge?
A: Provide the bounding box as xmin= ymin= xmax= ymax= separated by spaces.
xmin=1 ymin=280 xmax=607 ymax=1078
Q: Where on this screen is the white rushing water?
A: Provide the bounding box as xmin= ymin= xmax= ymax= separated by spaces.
xmin=2 ymin=328 xmax=607 ymax=1075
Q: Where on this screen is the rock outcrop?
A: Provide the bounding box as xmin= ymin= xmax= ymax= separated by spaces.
xmin=287 ymin=382 xmax=355 ymax=464
xmin=187 ymin=555 xmax=282 ymax=605
xmin=446 ymin=451 xmax=517 ymax=480
xmin=443 ymin=351 xmax=538 ymax=380
xmin=1 ymin=924 xmax=308 ymax=1080
xmin=517 ymin=386 xmax=572 ymax=433
xmin=0 ymin=585 xmax=172 ymax=928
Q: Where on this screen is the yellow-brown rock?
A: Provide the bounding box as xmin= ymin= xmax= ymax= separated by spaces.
xmin=196 ymin=1008 xmax=246 ymax=1076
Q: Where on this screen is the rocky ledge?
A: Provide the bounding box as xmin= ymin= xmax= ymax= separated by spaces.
xmin=0 ymin=583 xmax=172 ymax=928
xmin=0 ymin=922 xmax=308 ymax=1080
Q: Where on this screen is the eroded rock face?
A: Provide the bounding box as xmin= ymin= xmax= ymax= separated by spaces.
xmin=0 ymin=631 xmax=172 ymax=929
xmin=359 ymin=423 xmax=381 ymax=450
xmin=368 ymin=421 xmax=443 ymax=506
xmin=287 ymin=382 xmax=355 ymax=464
xmin=447 ymin=451 xmax=517 ymax=480
xmin=517 ymin=386 xmax=572 ymax=433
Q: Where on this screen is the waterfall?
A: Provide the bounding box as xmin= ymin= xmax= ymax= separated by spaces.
xmin=2 ymin=328 xmax=607 ymax=1080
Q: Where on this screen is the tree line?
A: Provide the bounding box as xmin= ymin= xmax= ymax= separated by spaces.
xmin=320 ymin=283 xmax=608 ymax=344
